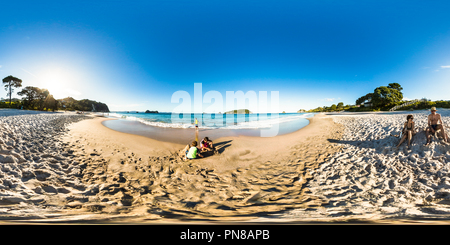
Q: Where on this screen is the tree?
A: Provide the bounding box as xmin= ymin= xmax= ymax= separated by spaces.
xmin=17 ymin=86 xmax=50 ymax=110
xmin=355 ymin=93 xmax=373 ymax=105
xmin=2 ymin=75 xmax=22 ymax=108
xmin=388 ymin=83 xmax=403 ymax=91
xmin=371 ymin=86 xmax=403 ymax=108
xmin=337 ymin=102 xmax=344 ymax=110
xmin=36 ymin=88 xmax=49 ymax=110
xmin=57 ymin=97 xmax=110 ymax=112
xmin=43 ymin=94 xmax=58 ymax=111
xmin=17 ymin=86 xmax=41 ymax=109
xmin=58 ymin=97 xmax=77 ymax=110
xmin=330 ymin=104 xmax=337 ymax=111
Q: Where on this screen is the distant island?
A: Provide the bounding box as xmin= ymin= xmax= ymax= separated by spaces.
xmin=224 ymin=109 xmax=251 ymax=114
xmin=145 ymin=110 xmax=159 ymax=113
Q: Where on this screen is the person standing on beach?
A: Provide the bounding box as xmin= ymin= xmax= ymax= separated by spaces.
xmin=195 ymin=118 xmax=199 ymax=129
xmin=425 ymin=107 xmax=449 ymax=145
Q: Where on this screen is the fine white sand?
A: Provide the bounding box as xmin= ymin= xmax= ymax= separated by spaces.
xmin=0 ymin=110 xmax=91 ymax=220
xmin=271 ymin=109 xmax=450 ymax=222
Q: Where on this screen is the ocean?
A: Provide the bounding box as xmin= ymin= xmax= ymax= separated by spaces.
xmin=106 ymin=112 xmax=314 ymax=129
xmin=101 ymin=112 xmax=315 ymax=143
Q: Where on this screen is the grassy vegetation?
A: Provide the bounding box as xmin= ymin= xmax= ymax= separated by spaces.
xmin=395 ymin=100 xmax=450 ymax=111
xmin=305 ymin=99 xmax=450 ymax=113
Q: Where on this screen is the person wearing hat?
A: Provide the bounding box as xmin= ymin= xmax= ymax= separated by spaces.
xmin=425 ymin=107 xmax=449 ymax=145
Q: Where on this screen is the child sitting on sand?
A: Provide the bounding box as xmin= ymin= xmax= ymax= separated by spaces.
xmin=396 ymin=114 xmax=416 ymax=149
xmin=182 ymin=141 xmax=203 ymax=161
xmin=200 ymin=137 xmax=215 ymax=153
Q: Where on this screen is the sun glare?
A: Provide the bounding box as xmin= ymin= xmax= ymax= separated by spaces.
xmin=36 ymin=67 xmax=77 ymax=99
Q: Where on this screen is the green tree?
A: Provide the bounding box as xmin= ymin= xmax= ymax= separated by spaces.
xmin=371 ymin=86 xmax=403 ymax=108
xmin=18 ymin=86 xmax=41 ymax=109
xmin=57 ymin=97 xmax=110 ymax=112
xmin=17 ymin=86 xmax=50 ymax=110
xmin=36 ymin=88 xmax=49 ymax=110
xmin=330 ymin=104 xmax=337 ymax=111
xmin=59 ymin=97 xmax=77 ymax=110
xmin=337 ymin=102 xmax=344 ymax=110
xmin=388 ymin=83 xmax=403 ymax=91
xmin=356 ymin=93 xmax=373 ymax=105
xmin=43 ymin=94 xmax=58 ymax=111
xmin=2 ymin=75 xmax=22 ymax=108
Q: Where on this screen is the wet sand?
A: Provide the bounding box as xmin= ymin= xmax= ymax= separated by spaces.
xmin=101 ymin=116 xmax=310 ymax=144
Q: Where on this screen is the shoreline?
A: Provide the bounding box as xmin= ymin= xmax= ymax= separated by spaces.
xmin=100 ymin=115 xmax=311 ymax=145
xmin=67 ymin=113 xmax=341 ymax=173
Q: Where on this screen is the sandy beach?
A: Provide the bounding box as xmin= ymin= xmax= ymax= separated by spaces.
xmin=0 ymin=109 xmax=344 ymax=222
xmin=2 ymin=108 xmax=450 ymax=223
xmin=273 ymin=109 xmax=450 ymax=223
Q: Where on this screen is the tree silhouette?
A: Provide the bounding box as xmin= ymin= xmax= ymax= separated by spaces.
xmin=2 ymin=75 xmax=22 ymax=108
xmin=18 ymin=86 xmax=41 ymax=109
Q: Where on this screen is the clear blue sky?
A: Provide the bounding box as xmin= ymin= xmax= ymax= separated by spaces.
xmin=1 ymin=0 xmax=450 ymax=112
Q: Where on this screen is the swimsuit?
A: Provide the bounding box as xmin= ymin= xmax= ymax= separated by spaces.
xmin=201 ymin=140 xmax=210 ymax=148
xmin=431 ymin=124 xmax=438 ymax=130
xmin=406 ymin=123 xmax=413 ymax=130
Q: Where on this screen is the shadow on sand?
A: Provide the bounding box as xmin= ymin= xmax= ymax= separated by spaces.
xmin=327 ymin=131 xmax=428 ymax=152
xmin=200 ymin=140 xmax=233 ymax=157
xmin=327 ymin=131 xmax=450 ymax=155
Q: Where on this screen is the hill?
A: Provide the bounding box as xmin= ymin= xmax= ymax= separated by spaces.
xmin=224 ymin=109 xmax=251 ymax=114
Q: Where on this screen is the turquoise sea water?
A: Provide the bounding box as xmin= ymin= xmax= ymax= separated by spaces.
xmin=107 ymin=112 xmax=314 ymax=129
xmin=102 ymin=112 xmax=315 ymax=143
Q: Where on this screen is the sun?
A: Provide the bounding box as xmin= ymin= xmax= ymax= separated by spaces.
xmin=37 ymin=67 xmax=73 ymax=99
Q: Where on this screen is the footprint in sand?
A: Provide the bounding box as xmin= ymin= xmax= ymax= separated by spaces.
xmin=239 ymin=149 xmax=251 ymax=156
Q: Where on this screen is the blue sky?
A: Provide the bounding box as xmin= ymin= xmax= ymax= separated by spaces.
xmin=1 ymin=0 xmax=450 ymax=112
